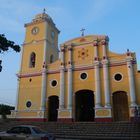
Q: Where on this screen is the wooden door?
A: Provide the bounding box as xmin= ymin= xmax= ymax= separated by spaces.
xmin=113 ymin=92 xmax=129 ymax=121
xmin=75 ymin=90 xmax=95 ymax=121
xmin=48 ymin=96 xmax=59 ymax=121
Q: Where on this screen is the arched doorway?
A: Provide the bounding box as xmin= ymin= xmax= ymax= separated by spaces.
xmin=48 ymin=96 xmax=59 ymax=121
xmin=112 ymin=91 xmax=129 ymax=121
xmin=75 ymin=90 xmax=95 ymax=121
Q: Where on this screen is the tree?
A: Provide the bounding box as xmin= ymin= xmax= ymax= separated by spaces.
xmin=0 ymin=104 xmax=15 ymax=119
xmin=0 ymin=34 xmax=20 ymax=72
xmin=0 ymin=34 xmax=20 ymax=53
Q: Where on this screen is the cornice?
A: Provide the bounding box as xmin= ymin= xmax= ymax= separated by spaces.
xmin=17 ymin=72 xmax=42 ymax=78
xmin=22 ymin=38 xmax=50 ymax=46
xmin=24 ymin=19 xmax=45 ymax=27
xmin=17 ymin=59 xmax=136 ymax=78
xmin=24 ymin=18 xmax=60 ymax=33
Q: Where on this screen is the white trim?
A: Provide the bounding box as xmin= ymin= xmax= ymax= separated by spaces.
xmin=25 ymin=100 xmax=32 ymax=109
xmin=95 ymin=116 xmax=112 ymax=118
xmin=67 ymin=68 xmax=73 ymax=109
xmin=50 ymin=79 xmax=58 ymax=88
xmin=103 ymin=61 xmax=111 ymax=107
xmin=59 ymin=67 xmax=65 ymax=109
xmin=15 ymin=42 xmax=25 ymax=110
xmin=40 ymin=21 xmax=48 ymax=111
xmin=79 ymin=72 xmax=88 ymax=80
xmin=15 ymin=110 xmax=41 ymax=112
xmin=58 ymin=109 xmax=72 ymax=118
xmin=113 ymin=72 xmax=123 ymax=82
xmin=127 ymin=60 xmax=137 ymax=107
xmin=15 ymin=116 xmax=41 ymax=118
xmin=95 ymin=64 xmax=102 ymax=108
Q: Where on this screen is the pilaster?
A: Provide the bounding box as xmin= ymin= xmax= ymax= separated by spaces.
xmin=93 ymin=41 xmax=102 ymax=108
xmin=126 ymin=54 xmax=137 ymax=107
xmin=67 ymin=45 xmax=73 ymax=110
xmin=93 ymin=40 xmax=99 ymax=61
xmin=40 ymin=33 xmax=48 ymax=118
xmin=59 ymin=65 xmax=65 ymax=109
xmin=101 ymin=39 xmax=111 ymax=108
xmin=59 ymin=46 xmax=65 ymax=110
xmin=40 ymin=67 xmax=47 ymax=113
xmin=94 ymin=62 xmax=102 ymax=108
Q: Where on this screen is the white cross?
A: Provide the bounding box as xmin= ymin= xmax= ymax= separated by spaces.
xmin=80 ymin=28 xmax=85 ymax=36
xmin=43 ymin=8 xmax=46 ymax=14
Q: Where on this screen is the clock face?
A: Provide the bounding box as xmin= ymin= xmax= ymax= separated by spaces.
xmin=31 ymin=27 xmax=39 ymax=35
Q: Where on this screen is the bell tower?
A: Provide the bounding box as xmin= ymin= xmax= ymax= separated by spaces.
xmin=15 ymin=11 xmax=60 ymax=120
xmin=23 ymin=10 xmax=59 ymax=70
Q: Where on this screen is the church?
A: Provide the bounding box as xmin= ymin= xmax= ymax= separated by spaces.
xmin=11 ymin=11 xmax=140 ymax=122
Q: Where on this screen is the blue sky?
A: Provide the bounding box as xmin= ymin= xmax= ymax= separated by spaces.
xmin=0 ymin=0 xmax=140 ymax=106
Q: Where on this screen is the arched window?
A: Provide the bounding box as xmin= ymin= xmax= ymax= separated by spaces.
xmin=50 ymin=55 xmax=54 ymax=63
xmin=29 ymin=52 xmax=36 ymax=68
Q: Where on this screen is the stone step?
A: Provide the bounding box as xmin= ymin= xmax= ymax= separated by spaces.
xmin=0 ymin=120 xmax=140 ymax=139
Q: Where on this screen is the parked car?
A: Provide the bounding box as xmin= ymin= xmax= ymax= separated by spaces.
xmin=0 ymin=125 xmax=55 ymax=140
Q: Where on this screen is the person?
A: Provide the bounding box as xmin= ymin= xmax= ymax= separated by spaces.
xmin=134 ymin=106 xmax=139 ymax=122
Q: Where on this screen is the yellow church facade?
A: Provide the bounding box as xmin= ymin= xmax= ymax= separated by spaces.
xmin=12 ymin=12 xmax=140 ymax=122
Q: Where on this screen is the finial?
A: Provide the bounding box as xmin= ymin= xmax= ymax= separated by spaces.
xmin=80 ymin=28 xmax=85 ymax=36
xmin=43 ymin=8 xmax=46 ymax=14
